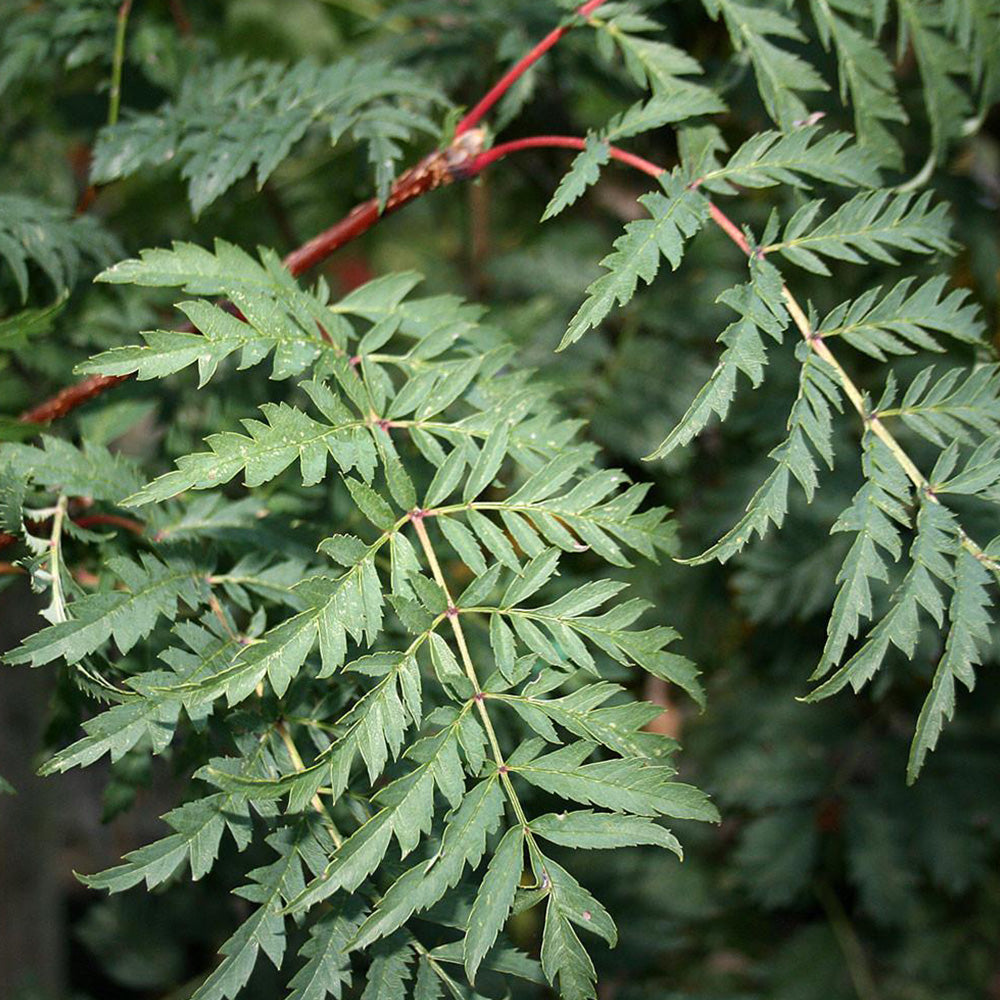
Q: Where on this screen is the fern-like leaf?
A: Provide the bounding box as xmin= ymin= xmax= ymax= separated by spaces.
xmin=91 ymin=57 xmax=446 ymax=212
xmin=560 ymin=169 xmax=708 ymax=349
xmin=0 ymin=194 xmax=118 ymax=301
xmin=767 ymin=190 xmax=954 ymax=275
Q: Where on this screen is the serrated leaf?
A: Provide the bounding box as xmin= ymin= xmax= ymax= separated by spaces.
xmin=464 ymin=825 xmax=524 ymax=981
xmin=541 ymin=137 xmax=610 ymax=222
xmin=531 ymin=810 xmax=682 ymax=855
xmin=92 ymin=58 xmax=445 ymax=213
xmin=560 ymin=170 xmax=708 ymax=349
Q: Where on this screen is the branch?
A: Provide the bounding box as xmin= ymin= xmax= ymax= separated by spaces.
xmin=19 ymin=2 xmax=608 ymax=425
xmin=20 ymin=130 xmax=487 ymax=424
xmin=468 ymin=135 xmax=662 ymax=178
xmin=21 ymin=120 xmax=988 ymax=578
xmin=448 ymin=137 xmax=1000 ymax=572
xmin=283 ymin=129 xmax=486 ymax=276
xmin=410 ymin=510 xmax=549 ymax=877
xmin=0 ymin=509 xmax=145 ymax=554
xmin=108 ymin=1 xmax=133 ymax=127
xmin=454 ymin=0 xmax=608 ymax=137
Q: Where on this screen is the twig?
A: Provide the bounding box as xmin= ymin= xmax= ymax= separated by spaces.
xmin=467 ymin=134 xmax=662 ymax=178
xmin=454 ymin=0 xmax=608 ymax=137
xmin=466 ymin=138 xmax=999 ymax=570
xmin=19 ymin=4 xmax=608 ymax=424
xmin=282 ymin=129 xmax=487 ymax=277
xmin=19 ymin=117 xmax=995 ymax=578
xmin=19 ymin=130 xmax=488 ymax=425
xmin=276 ymin=720 xmax=344 ymax=848
xmin=20 ymin=373 xmax=130 ymax=424
xmin=410 ymin=511 xmax=549 ymax=880
xmin=73 ymin=512 xmax=145 ymax=535
xmin=0 ymin=510 xmax=146 ymax=554
xmin=108 ymin=1 xmax=133 ymax=127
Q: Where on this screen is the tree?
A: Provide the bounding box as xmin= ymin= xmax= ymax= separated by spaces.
xmin=1 ymin=2 xmax=998 ymax=998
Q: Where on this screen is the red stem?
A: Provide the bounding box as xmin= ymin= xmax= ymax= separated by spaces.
xmin=18 ymin=133 xmax=752 ymax=425
xmin=455 ymin=0 xmax=608 ymax=136
xmin=469 ymin=135 xmax=662 ymax=179
xmin=17 ymin=2 xmax=608 ymax=425
xmin=4 ymin=138 xmax=757 ymax=552
xmin=473 ymin=137 xmax=752 ymax=256
xmin=18 ymin=0 xmax=763 ymax=428
xmin=707 ymin=202 xmax=752 ymax=255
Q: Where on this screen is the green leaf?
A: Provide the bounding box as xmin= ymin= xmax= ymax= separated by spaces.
xmin=287 ymin=898 xmax=365 ymax=1000
xmin=804 ymin=0 xmax=907 ymax=167
xmin=879 ymin=365 xmax=1000 ymax=447
xmin=3 ymin=435 xmax=144 ymax=504
xmin=704 ymin=0 xmax=828 ymax=128
xmin=595 ymin=8 xmax=720 ymax=104
xmin=514 ymin=742 xmax=718 ymax=821
xmin=808 ymin=499 xmax=953 ymax=699
xmin=647 ymin=261 xmax=789 ymax=460
xmin=4 ymin=552 xmax=208 ymax=667
xmin=360 ymin=933 xmax=414 ymax=1000
xmin=0 ymin=194 xmax=118 ymax=300
xmin=768 ymin=191 xmax=954 ymax=276
xmin=907 ymin=547 xmax=993 ymax=782
xmin=350 ymin=776 xmax=505 ymax=949
xmin=541 ymin=137 xmax=610 ymax=222
xmin=605 ymin=91 xmax=727 ymax=142
xmin=682 ymin=345 xmax=843 ymax=564
xmin=346 ymin=477 xmax=398 ymax=530
xmin=92 ymin=58 xmax=446 ymax=213
xmin=124 ymin=403 xmax=377 ymax=506
xmin=809 ymin=437 xmax=917 ymax=683
xmin=531 ymin=810 xmax=682 ymax=855
xmin=463 ymin=421 xmax=510 ymax=502
xmin=464 ymin=825 xmax=524 ymax=981
xmin=818 ymin=276 xmax=984 ymax=360
xmin=0 ymin=296 xmax=66 ymax=351
xmin=896 ymin=0 xmax=974 ymax=161
xmin=188 ymin=824 xmax=322 ymax=1000
xmin=539 ymin=857 xmax=616 ymax=1000
xmin=695 ymin=126 xmax=880 ymax=193
xmin=560 ymin=170 xmax=708 ymax=349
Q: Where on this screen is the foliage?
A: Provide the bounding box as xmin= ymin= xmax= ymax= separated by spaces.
xmin=91 ymin=57 xmax=447 ymax=213
xmin=1 ymin=2 xmax=999 ymax=1000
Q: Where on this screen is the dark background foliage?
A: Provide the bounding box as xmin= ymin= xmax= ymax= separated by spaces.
xmin=1 ymin=1 xmax=999 ymax=998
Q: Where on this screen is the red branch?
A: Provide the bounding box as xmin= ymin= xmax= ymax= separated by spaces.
xmin=471 ymin=137 xmax=751 ymax=257
xmin=455 ymin=0 xmax=608 ymax=136
xmin=23 ymin=0 xmax=712 ymax=428
xmin=19 ymin=131 xmax=487 ymax=424
xmin=469 ymin=135 xmax=662 ymax=179
xmin=17 ymin=2 xmax=606 ymax=426
xmin=284 ymin=130 xmax=486 ymax=276
xmin=18 ymin=132 xmax=754 ymax=425
xmin=2 ymin=0 xmax=761 ymax=568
